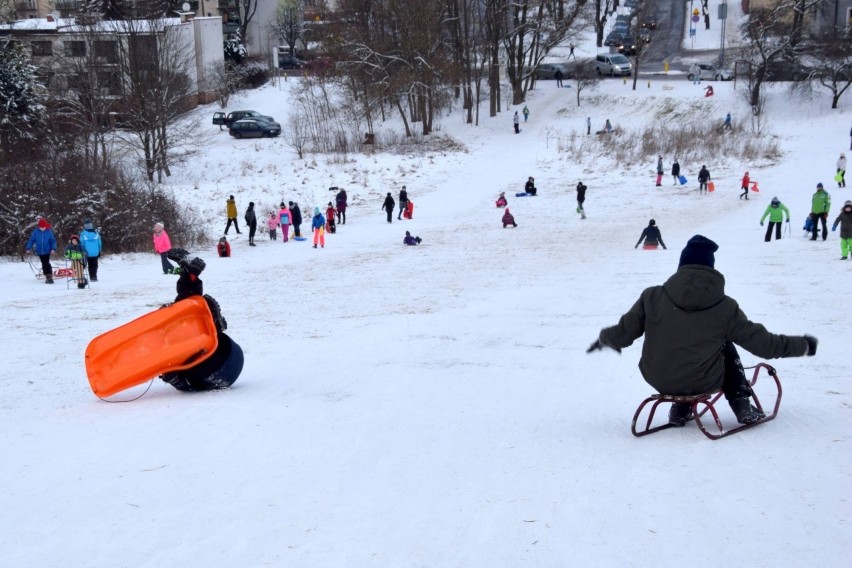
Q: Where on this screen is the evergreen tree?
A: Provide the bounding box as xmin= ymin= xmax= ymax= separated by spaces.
xmin=0 ymin=41 xmax=48 ymax=162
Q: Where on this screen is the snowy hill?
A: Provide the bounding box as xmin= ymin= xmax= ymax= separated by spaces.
xmin=1 ymin=51 xmax=851 ymax=566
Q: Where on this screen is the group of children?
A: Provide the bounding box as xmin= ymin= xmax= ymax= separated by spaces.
xmin=26 ymin=217 xmax=103 ymax=288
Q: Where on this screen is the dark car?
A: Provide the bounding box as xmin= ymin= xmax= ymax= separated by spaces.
xmin=279 ymin=55 xmax=306 ymax=70
xmin=213 ymin=110 xmax=276 ymax=130
xmin=536 ymin=63 xmax=573 ymax=80
xmin=641 ymin=17 xmax=657 ymax=30
xmin=613 ymin=21 xmax=630 ymax=36
xmin=604 ymin=31 xmax=626 ymax=47
xmin=763 ymin=60 xmax=811 ymax=82
xmin=228 ymin=118 xmax=282 ymax=139
xmin=617 ymin=36 xmax=638 ymax=56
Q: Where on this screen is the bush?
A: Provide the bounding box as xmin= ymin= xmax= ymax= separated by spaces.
xmin=0 ymin=155 xmax=204 ymax=258
xmin=235 ymin=57 xmax=272 ymax=90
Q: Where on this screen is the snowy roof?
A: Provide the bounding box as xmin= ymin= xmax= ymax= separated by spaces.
xmin=1 ymin=17 xmax=187 ymax=34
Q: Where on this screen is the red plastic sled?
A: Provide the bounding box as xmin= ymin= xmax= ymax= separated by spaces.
xmin=631 ymin=363 xmax=782 ymax=440
xmin=85 ymin=296 xmax=219 ymax=397
xmin=403 ymin=201 xmax=414 ymax=219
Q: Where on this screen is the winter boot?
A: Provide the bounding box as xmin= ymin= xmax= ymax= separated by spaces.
xmin=668 ymin=403 xmax=694 ymax=426
xmin=45 ymin=276 xmax=54 ymax=284
xmin=730 ymin=398 xmax=765 ymax=425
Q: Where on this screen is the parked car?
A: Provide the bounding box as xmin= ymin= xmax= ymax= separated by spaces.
xmin=536 ymin=63 xmax=573 ymax=80
xmin=612 ymin=22 xmax=630 ymax=36
xmin=604 ymin=30 xmax=626 ymax=47
xmin=617 ymin=36 xmax=638 ymax=56
xmin=595 ymin=53 xmax=632 ymax=76
xmin=228 ymin=119 xmax=282 ymax=139
xmin=213 ymin=110 xmax=277 ymax=130
xmin=624 ymin=0 xmax=642 ymax=10
xmin=763 ymin=60 xmax=811 ymax=82
xmin=279 ymin=55 xmax=306 ymax=69
xmin=641 ymin=17 xmax=657 ymax=30
xmin=687 ymin=63 xmax=734 ymax=82
xmin=638 ymin=28 xmax=652 ymax=43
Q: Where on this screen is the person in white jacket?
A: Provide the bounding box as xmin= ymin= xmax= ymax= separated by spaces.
xmin=837 ymin=153 xmax=846 ymax=188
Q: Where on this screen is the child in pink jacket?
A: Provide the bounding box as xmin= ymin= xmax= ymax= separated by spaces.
xmin=278 ymin=203 xmax=292 ymax=243
xmin=152 ymin=222 xmax=176 ymax=274
xmin=267 ymin=211 xmax=279 ymax=241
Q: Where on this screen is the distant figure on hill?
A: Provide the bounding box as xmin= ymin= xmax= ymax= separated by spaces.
xmin=217 ymin=236 xmax=231 ymax=257
xmin=382 ymin=192 xmax=395 ymax=223
xmin=723 ymin=113 xmax=732 ymax=129
xmin=398 ymin=186 xmax=409 ymax=220
xmin=698 ymin=165 xmax=711 ymax=194
xmin=656 ymin=155 xmax=664 ymax=187
xmin=760 ymin=197 xmax=790 ymax=242
xmin=278 ymin=202 xmax=291 ymax=242
xmin=524 ymin=176 xmax=537 ymax=196
xmin=224 ymin=195 xmax=241 ymax=235
xmin=267 ymin=211 xmax=279 ymax=241
xmin=513 ymin=111 xmax=520 ymax=134
xmin=555 ymin=68 xmax=564 ymax=87
xmin=635 ymin=219 xmax=667 ymax=250
xmin=403 ymin=231 xmax=422 ymax=245
xmin=740 ymin=171 xmax=751 ymax=200
xmin=502 ymin=208 xmax=517 ymax=228
xmin=831 ymin=200 xmax=852 ymax=259
xmin=290 ymin=202 xmax=303 ymax=237
xmin=335 ymin=189 xmax=348 ymax=225
xmin=671 ymin=159 xmax=680 ymax=186
xmin=523 ymin=105 xmax=530 ymax=122
xmin=496 ymin=192 xmax=507 ymax=208
xmin=244 ymin=201 xmax=257 ymax=246
xmin=576 ymin=181 xmax=587 ymax=219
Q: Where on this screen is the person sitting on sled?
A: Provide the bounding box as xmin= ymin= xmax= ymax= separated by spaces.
xmin=634 ymin=219 xmax=667 ymax=250
xmin=64 ymin=234 xmax=88 ymax=289
xmin=502 ymin=208 xmax=517 ymax=228
xmin=217 ymin=236 xmax=231 ymax=257
xmin=496 ymin=192 xmax=508 ymax=208
xmin=524 ymin=177 xmax=537 ymax=196
xmin=704 ymin=85 xmax=714 ymax=97
xmin=403 ymin=231 xmax=422 ymax=245
xmin=160 ymin=248 xmax=243 ymax=392
xmin=588 ymin=235 xmax=817 ymax=427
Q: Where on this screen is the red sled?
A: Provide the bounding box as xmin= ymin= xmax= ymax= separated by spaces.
xmin=403 ymin=201 xmax=414 ymax=219
xmin=750 ymin=181 xmax=760 ymax=192
xmin=631 ymin=363 xmax=782 ymax=440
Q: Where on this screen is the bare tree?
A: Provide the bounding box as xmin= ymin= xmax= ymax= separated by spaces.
xmin=592 ymin=0 xmax=614 ymax=47
xmin=813 ymin=37 xmax=852 ymax=109
xmin=234 ymin=0 xmax=259 ymax=54
xmin=115 ymin=18 xmax=202 ymax=182
xmin=271 ymin=0 xmax=308 ymax=57
xmin=572 ymin=59 xmax=598 ymax=106
xmin=284 ymin=113 xmax=310 ymax=158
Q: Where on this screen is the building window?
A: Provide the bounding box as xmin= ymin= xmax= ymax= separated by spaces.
xmin=66 ymin=72 xmax=88 ymax=91
xmin=31 ymin=41 xmax=53 ymax=56
xmin=65 ymin=41 xmax=86 ymax=57
xmin=94 ymin=41 xmax=118 ymax=63
xmin=97 ymin=71 xmax=123 ymax=96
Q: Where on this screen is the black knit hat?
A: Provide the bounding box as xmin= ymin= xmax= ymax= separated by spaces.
xmin=679 ymin=235 xmax=719 ymax=268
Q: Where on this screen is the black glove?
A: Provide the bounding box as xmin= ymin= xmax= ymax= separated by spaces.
xmin=587 ymin=339 xmax=621 ymax=354
xmin=804 ymin=335 xmax=818 ymax=357
xmin=785 ymin=219 xmax=790 ymax=222
xmin=760 ymin=221 xmax=764 ymax=226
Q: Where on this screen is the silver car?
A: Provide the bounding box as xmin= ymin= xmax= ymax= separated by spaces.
xmin=536 ymin=63 xmax=573 ymax=80
xmin=688 ymin=64 xmax=733 ymax=81
xmin=595 ymin=54 xmax=632 ymax=77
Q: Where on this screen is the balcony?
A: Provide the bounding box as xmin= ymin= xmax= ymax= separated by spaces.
xmin=15 ymin=2 xmax=37 ymax=11
xmin=54 ymin=0 xmax=78 ymax=9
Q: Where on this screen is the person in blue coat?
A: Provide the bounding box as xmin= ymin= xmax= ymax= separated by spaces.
xmin=79 ymin=219 xmax=103 ymax=282
xmin=26 ymin=218 xmax=58 ymax=283
xmin=311 ymin=207 xmax=326 ymax=248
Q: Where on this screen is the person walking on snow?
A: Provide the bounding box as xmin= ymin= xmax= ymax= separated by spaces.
xmin=656 ymin=155 xmax=664 ymax=186
xmin=398 ymin=186 xmax=409 ymax=220
xmin=740 ymin=171 xmax=751 ymax=200
xmin=837 ymin=153 xmax=846 ymax=188
xmin=523 ymin=106 xmax=530 ymax=122
xmin=690 ymin=63 xmax=701 ymax=84
xmin=79 ymin=219 xmax=102 ymax=282
xmin=224 ymin=195 xmax=241 ymax=235
xmin=698 ymin=165 xmax=711 ymax=194
xmin=635 ymin=219 xmax=667 ymax=250
xmin=267 ymin=211 xmax=279 ymax=241
xmin=760 ymin=197 xmax=790 ymax=242
xmin=671 ymin=159 xmax=681 ymax=186
xmin=724 ymin=113 xmax=732 ymax=129
xmin=290 ymin=202 xmax=303 ymax=238
xmin=335 ymin=189 xmax=348 ymax=225
xmin=586 ymin=116 xmax=591 ymax=135
xmin=810 ymin=183 xmax=831 ymax=241
xmin=513 ymin=112 xmax=520 ymax=134
xmin=555 ymin=68 xmax=564 ymax=87
xmin=588 ymin=234 xmax=818 ymax=427
xmin=382 ymin=192 xmax=395 ymax=223
xmin=244 ymin=201 xmax=257 ymax=246
xmin=278 ymin=203 xmax=291 ymax=242
xmin=576 ymin=181 xmax=587 ymax=219
xmin=26 ymin=218 xmax=57 ymax=283
xmin=311 ymin=207 xmax=326 ymax=248
xmin=326 ymin=202 xmax=337 ymax=233
xmin=832 ymin=200 xmax=852 ymax=259
xmin=152 ymin=222 xmax=176 ymax=274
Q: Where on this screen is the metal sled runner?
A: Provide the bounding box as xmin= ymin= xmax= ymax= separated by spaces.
xmin=631 ymin=363 xmax=782 ymax=440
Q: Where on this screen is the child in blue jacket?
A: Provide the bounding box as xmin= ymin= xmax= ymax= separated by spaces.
xmin=26 ymin=218 xmax=58 ymax=283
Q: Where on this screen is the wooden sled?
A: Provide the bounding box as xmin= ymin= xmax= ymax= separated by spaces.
xmin=85 ymin=296 xmax=219 ymax=397
xmin=631 ymin=363 xmax=782 ymax=440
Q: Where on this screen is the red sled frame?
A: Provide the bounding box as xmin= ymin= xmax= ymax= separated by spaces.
xmin=631 ymin=363 xmax=782 ymax=440
xmin=26 ymin=253 xmax=75 ymax=279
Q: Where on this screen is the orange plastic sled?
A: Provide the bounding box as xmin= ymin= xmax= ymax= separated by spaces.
xmin=85 ymin=296 xmax=219 ymax=397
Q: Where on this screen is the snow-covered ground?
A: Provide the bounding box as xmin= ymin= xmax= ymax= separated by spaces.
xmin=2 ymin=9 xmax=850 ymax=567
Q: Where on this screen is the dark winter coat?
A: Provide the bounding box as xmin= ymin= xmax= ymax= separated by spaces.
xmin=635 ymin=225 xmax=665 ymax=248
xmin=383 ymin=195 xmax=395 ymax=212
xmin=26 ymin=227 xmax=57 ymax=256
xmin=698 ymin=167 xmax=711 ymax=183
xmin=671 ymin=162 xmax=680 ymax=176
xmin=244 ymin=206 xmax=257 ymax=227
xmin=399 ymin=189 xmax=408 ymax=204
xmin=598 ymin=265 xmax=809 ymax=396
xmin=832 ymin=203 xmax=852 ymax=238
xmin=576 ymin=182 xmax=587 ymax=203
xmin=291 ymin=205 xmax=303 ymax=226
xmin=336 ymin=190 xmax=347 ymax=212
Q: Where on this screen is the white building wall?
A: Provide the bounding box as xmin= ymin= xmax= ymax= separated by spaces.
xmin=192 ymin=16 xmax=225 ymax=99
xmin=245 ymin=0 xmax=278 ymax=59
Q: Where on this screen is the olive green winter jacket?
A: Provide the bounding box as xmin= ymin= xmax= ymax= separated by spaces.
xmin=599 ymin=265 xmax=809 ymax=396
